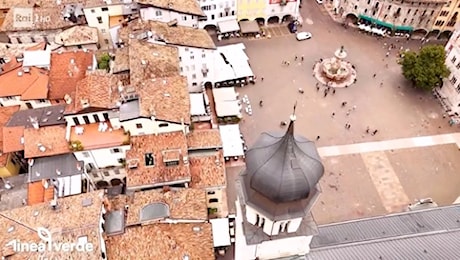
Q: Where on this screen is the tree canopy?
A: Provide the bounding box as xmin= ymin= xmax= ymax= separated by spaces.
xmin=97 ymin=53 xmax=111 ymax=71
xmin=400 ymin=45 xmax=450 ymax=91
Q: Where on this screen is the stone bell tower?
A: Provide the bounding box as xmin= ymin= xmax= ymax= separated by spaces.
xmin=235 ymin=104 xmax=325 ymax=260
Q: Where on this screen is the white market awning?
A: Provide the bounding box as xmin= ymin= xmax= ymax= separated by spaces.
xmin=212 ymin=87 xmax=241 ymax=117
xmin=210 ymin=218 xmax=231 ymax=247
xmin=219 ymin=124 xmax=245 ymax=157
xmin=214 ymin=43 xmax=254 ymax=82
xmin=189 ymin=93 xmax=206 ymax=116
xmin=218 ymin=19 xmax=240 ymax=34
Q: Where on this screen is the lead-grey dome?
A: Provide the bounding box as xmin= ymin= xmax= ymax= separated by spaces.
xmin=245 ymin=117 xmax=324 ymax=203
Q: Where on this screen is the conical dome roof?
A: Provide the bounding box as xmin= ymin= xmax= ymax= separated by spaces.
xmin=244 ymin=115 xmax=324 ymax=203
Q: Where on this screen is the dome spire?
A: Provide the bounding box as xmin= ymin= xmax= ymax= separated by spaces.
xmin=286 ymin=102 xmax=297 ymax=135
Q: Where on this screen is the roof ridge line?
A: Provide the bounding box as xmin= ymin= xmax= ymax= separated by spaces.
xmin=310 ymin=228 xmax=460 ymax=251
xmin=316 ymin=205 xmax=460 ymax=228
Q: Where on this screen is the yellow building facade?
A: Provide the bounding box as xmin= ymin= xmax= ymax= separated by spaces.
xmin=237 ymin=0 xmax=267 ymax=21
xmin=0 ymin=153 xmax=21 ymax=178
xmin=432 ymin=0 xmax=460 ymax=39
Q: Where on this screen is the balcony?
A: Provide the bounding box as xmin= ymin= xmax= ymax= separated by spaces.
xmin=70 ymin=122 xmax=130 ymax=151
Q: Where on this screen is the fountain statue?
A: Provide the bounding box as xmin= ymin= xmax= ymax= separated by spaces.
xmin=312 ymin=46 xmax=357 ymax=88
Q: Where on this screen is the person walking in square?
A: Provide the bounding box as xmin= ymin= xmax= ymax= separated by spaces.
xmin=316 ymin=136 xmax=320 ymax=141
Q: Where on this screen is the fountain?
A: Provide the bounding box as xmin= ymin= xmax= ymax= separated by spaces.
xmin=312 ymin=46 xmax=357 ymax=88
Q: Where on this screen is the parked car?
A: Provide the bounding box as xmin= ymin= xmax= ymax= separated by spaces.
xmin=288 ymin=22 xmax=297 ymax=33
xmin=296 ymin=32 xmax=312 ymax=41
xmin=316 ymin=0 xmax=323 ymax=4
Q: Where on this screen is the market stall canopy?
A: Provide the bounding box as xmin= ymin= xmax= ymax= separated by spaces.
xmin=239 ymin=20 xmax=260 ymax=34
xmin=395 ymin=25 xmax=414 ymax=32
xmin=218 ymin=19 xmax=240 ymax=34
xmin=359 ymin=15 xmax=394 ymax=30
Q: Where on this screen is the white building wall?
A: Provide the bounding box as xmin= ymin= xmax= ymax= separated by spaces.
xmin=236 ymin=199 xmax=313 ymax=260
xmin=116 ymin=117 xmax=186 ymax=136
xmin=245 ymin=205 xmax=258 ymax=225
xmin=84 ymin=3 xmax=139 ymax=50
xmin=74 ymin=145 xmax=130 ymax=169
xmin=265 ymin=0 xmax=299 ymax=22
xmin=0 ymin=96 xmax=52 ymax=109
xmin=440 ymin=32 xmax=460 ymax=113
xmin=178 ymin=46 xmax=215 ymax=92
xmin=6 ymin=30 xmax=62 ymax=44
xmin=64 ymin=111 xmax=111 ymax=126
xmin=255 ymin=235 xmax=313 ymax=259
xmin=140 ymin=7 xmax=199 ymax=28
xmin=287 ymin=217 xmax=302 ymax=233
xmin=263 ymin=218 xmax=275 ymax=235
xmin=198 ymin=0 xmax=238 ymax=28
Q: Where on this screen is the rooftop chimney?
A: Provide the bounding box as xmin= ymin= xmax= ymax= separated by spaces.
xmin=29 ymin=117 xmax=39 ymax=129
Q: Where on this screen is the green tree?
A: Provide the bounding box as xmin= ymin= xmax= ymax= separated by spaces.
xmin=400 ymin=45 xmax=450 ymax=91
xmin=97 ymin=53 xmax=111 ymax=71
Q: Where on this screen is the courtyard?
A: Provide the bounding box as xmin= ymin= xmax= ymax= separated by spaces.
xmin=223 ymin=1 xmax=460 ymax=225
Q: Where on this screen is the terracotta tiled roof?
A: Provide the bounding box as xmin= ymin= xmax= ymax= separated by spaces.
xmin=0 ymin=191 xmax=104 ymax=259
xmin=0 ymin=106 xmax=20 ymax=153
xmin=48 ymin=50 xmax=94 ymax=100
xmin=137 ymin=76 xmax=190 ymax=124
xmin=0 ymin=67 xmax=49 ymax=100
xmin=189 ymin=150 xmax=226 ymax=189
xmin=136 ymin=0 xmax=204 ymax=16
xmin=0 ymin=56 xmax=21 ymax=76
xmin=23 ymin=125 xmax=69 ymax=158
xmin=54 ymin=26 xmax=99 ymax=47
xmin=73 ymin=70 xmax=122 ymax=111
xmin=129 ymin=40 xmax=180 ymax=85
xmin=3 ymin=105 xmax=66 ymax=153
xmin=187 ymin=129 xmax=223 ymax=150
xmin=126 ymin=132 xmax=190 ymax=188
xmin=126 ymin=189 xmax=207 ymax=225
xmin=119 ymin=20 xmax=216 ymax=49
xmin=111 ymin=47 xmax=129 ymax=74
xmin=69 ymin=122 xmax=130 ymax=151
xmin=2 ymin=126 xmax=24 ymax=153
xmin=0 ymin=215 xmax=38 ymax=259
xmin=106 ymin=223 xmax=215 ymax=260
xmin=0 ymin=0 xmax=30 ymax=9
xmin=1 ymin=7 xmax=80 ymax=32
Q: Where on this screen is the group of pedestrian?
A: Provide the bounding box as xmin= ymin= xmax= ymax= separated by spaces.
xmin=282 ymin=60 xmax=291 ymax=66
xmin=365 ymin=126 xmax=379 ymax=136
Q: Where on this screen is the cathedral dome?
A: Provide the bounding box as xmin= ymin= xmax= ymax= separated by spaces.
xmin=245 ymin=115 xmax=324 ymax=203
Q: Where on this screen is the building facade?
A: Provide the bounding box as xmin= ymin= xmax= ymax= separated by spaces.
xmin=177 ymin=46 xmax=216 ymax=92
xmin=435 ymin=26 xmax=460 ymax=118
xmin=83 ymin=3 xmax=139 ymax=50
xmin=237 ymin=0 xmax=300 ymax=24
xmin=339 ymin=0 xmax=446 ymax=36
xmin=431 ymin=0 xmax=460 ymax=39
xmin=197 ymin=0 xmax=238 ymax=29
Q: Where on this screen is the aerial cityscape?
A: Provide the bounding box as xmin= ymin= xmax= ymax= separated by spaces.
xmin=0 ymin=0 xmax=459 ymax=259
